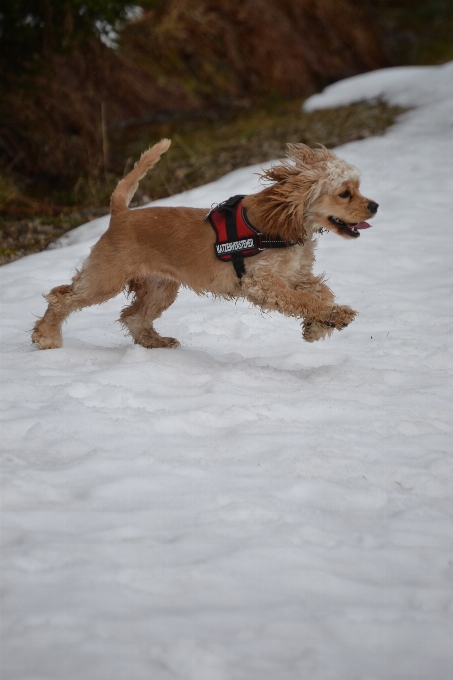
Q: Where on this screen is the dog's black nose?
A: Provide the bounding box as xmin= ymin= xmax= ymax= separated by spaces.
xmin=368 ymin=201 xmax=379 ymax=215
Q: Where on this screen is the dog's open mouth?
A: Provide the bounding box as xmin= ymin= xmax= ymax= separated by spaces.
xmin=328 ymin=216 xmax=371 ymax=238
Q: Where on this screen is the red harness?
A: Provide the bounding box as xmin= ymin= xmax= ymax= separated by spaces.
xmin=206 ymin=195 xmax=292 ymax=278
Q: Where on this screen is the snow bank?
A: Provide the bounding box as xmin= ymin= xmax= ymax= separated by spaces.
xmin=303 ymin=61 xmax=453 ymax=110
xmin=1 ymin=64 xmax=452 ymax=680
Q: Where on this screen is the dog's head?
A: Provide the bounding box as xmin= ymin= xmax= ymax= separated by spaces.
xmin=254 ymin=144 xmax=378 ymax=242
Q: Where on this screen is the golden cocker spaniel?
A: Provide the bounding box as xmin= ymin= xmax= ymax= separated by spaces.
xmin=32 ymin=139 xmax=378 ymax=350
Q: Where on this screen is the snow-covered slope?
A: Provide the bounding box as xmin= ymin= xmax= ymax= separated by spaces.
xmin=1 ymin=63 xmax=452 ymax=680
xmin=304 ymin=61 xmax=453 ymax=110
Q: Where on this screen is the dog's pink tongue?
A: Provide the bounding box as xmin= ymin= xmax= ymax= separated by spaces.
xmin=356 ymin=221 xmax=372 ymax=230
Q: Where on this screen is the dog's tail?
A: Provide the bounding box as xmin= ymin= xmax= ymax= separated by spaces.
xmin=110 ymin=138 xmax=171 ymax=215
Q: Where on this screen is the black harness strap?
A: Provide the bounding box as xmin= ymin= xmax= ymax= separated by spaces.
xmin=224 ymin=200 xmax=246 ymax=278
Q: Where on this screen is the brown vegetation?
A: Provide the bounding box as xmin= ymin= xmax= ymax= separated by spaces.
xmin=121 ymin=0 xmax=385 ymax=103
xmin=0 ymin=0 xmax=385 ymax=190
xmin=0 ymin=40 xmax=196 ymax=184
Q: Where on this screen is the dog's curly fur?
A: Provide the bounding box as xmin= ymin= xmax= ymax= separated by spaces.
xmin=32 ymin=139 xmax=378 ymax=350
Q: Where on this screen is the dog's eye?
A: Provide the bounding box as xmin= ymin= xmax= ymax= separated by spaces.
xmin=339 ymin=190 xmax=351 ymax=199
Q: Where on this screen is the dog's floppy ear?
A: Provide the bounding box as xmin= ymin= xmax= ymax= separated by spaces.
xmin=248 ymin=162 xmax=313 ymax=243
xmin=286 ymin=143 xmax=333 ymax=168
xmin=260 ymin=163 xmax=295 ymax=185
xmin=247 ymin=144 xmax=333 ymax=242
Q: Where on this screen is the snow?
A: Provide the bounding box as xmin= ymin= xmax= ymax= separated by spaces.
xmin=303 ymin=61 xmax=453 ymax=110
xmin=1 ymin=63 xmax=453 ymax=679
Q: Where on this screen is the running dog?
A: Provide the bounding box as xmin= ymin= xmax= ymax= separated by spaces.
xmin=32 ymin=139 xmax=378 ymax=349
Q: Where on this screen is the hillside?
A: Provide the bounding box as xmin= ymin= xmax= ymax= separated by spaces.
xmin=1 ymin=0 xmax=452 ymax=264
xmin=0 ymin=0 xmax=385 ymax=190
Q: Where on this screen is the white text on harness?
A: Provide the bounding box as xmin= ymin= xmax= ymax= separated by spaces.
xmin=215 ymin=238 xmax=255 ymax=255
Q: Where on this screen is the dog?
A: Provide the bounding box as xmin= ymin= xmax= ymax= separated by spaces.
xmin=32 ymin=139 xmax=378 ymax=350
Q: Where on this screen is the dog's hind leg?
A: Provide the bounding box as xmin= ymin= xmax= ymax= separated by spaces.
xmin=119 ymin=275 xmax=180 ymax=348
xmin=32 ymin=248 xmax=129 ymax=349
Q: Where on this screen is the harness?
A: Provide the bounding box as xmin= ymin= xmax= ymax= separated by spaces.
xmin=205 ymin=195 xmax=294 ymax=279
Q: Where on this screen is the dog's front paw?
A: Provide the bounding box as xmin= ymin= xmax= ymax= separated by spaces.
xmin=320 ymin=305 xmax=357 ymax=330
xmin=133 ymin=329 xmax=180 ymax=349
xmin=32 ymin=322 xmax=63 ymax=350
xmin=303 ymin=305 xmax=357 ymax=342
xmin=303 ymin=319 xmax=334 ymax=342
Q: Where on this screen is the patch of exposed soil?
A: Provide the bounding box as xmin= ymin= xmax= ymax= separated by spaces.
xmin=0 ymin=209 xmax=108 ymax=265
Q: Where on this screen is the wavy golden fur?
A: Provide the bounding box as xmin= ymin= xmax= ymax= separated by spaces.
xmin=32 ymin=139 xmax=378 ymax=350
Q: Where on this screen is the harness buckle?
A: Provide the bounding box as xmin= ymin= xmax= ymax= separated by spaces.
xmin=204 ymin=203 xmax=218 ymax=220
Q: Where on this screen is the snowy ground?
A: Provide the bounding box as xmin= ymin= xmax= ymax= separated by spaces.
xmin=1 ymin=63 xmax=452 ymax=680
